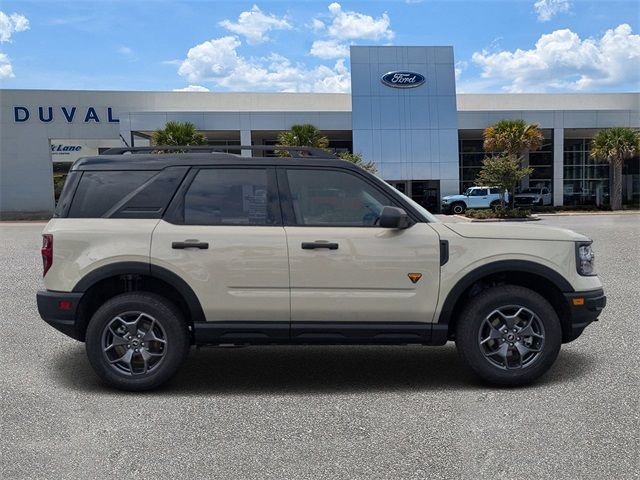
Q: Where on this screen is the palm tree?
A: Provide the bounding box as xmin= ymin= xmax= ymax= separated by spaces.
xmin=339 ymin=151 xmax=377 ymax=174
xmin=590 ymin=127 xmax=640 ymax=210
xmin=482 ymin=119 xmax=544 ymax=206
xmin=483 ymin=119 xmax=544 ymax=159
xmin=276 ymin=124 xmax=329 ymax=156
xmin=152 ymin=121 xmax=206 ymax=147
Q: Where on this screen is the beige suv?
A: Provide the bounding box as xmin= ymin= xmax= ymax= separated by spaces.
xmin=37 ymin=146 xmax=606 ymax=391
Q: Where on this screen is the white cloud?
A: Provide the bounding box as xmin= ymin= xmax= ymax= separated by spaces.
xmin=310 ymin=18 xmax=325 ymax=32
xmin=219 ymin=4 xmax=291 ymax=45
xmin=454 ymin=60 xmax=468 ymax=81
xmin=0 ymin=11 xmax=29 ymax=42
xmin=533 ymin=0 xmax=571 ymax=22
xmin=118 ymin=46 xmax=134 ymax=56
xmin=177 ymin=35 xmax=350 ymax=93
xmin=0 ymin=52 xmax=13 ymax=78
xmin=325 ymin=2 xmax=393 ymax=41
xmin=0 ymin=12 xmax=28 ymax=79
xmin=471 ymin=24 xmax=640 ymax=92
xmin=308 ymin=3 xmax=393 ymax=60
xmin=173 ymin=85 xmax=210 ymax=92
xmin=310 ymin=39 xmax=350 ymax=60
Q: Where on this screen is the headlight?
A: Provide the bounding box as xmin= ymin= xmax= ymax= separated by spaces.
xmin=442 ymin=198 xmax=450 ymax=203
xmin=576 ymin=242 xmax=596 ymax=276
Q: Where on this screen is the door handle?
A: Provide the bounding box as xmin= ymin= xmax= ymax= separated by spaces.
xmin=172 ymin=240 xmax=209 ymax=249
xmin=301 ymin=241 xmax=339 ymax=250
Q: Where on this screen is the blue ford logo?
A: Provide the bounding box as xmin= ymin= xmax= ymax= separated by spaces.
xmin=381 ymin=71 xmax=425 ymax=88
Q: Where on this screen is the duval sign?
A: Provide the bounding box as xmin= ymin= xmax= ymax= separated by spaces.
xmin=13 ymin=106 xmax=119 ymax=123
xmin=381 ymin=71 xmax=425 ymax=88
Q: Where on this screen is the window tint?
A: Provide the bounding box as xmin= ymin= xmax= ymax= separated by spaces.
xmin=54 ymin=171 xmax=80 ymax=217
xmin=68 ymin=171 xmax=156 ymax=218
xmin=286 ymin=169 xmax=393 ymax=226
xmin=469 ymin=188 xmax=487 ymax=196
xmin=489 ymin=188 xmax=500 ymax=194
xmin=184 ymin=169 xmax=275 ymax=225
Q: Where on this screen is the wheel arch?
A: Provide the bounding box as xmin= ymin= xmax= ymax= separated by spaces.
xmin=437 ymin=260 xmax=575 ymax=343
xmin=73 ymin=262 xmax=205 ymax=342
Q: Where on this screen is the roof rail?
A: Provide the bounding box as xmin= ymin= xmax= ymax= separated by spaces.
xmin=100 ymin=145 xmax=337 ymax=158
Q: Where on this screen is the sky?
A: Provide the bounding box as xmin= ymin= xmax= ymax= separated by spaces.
xmin=0 ymin=0 xmax=638 ymax=93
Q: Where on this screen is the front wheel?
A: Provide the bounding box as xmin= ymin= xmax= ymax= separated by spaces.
xmin=451 ymin=202 xmax=466 ymax=215
xmin=455 ymin=285 xmax=562 ymax=386
xmin=85 ymin=292 xmax=190 ymax=391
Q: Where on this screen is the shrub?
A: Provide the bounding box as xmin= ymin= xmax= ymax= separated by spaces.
xmin=466 ymin=208 xmax=531 ymax=219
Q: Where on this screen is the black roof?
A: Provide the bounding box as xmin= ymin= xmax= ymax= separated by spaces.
xmin=71 ymin=145 xmax=357 ymax=171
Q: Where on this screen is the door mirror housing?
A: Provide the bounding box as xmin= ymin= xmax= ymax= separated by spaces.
xmin=379 ymin=206 xmax=410 ymax=229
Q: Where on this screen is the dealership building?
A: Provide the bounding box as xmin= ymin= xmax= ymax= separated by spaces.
xmin=1 ymin=45 xmax=638 ymax=217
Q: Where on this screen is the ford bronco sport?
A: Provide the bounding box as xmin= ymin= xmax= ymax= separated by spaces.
xmin=37 ymin=146 xmax=606 ymax=391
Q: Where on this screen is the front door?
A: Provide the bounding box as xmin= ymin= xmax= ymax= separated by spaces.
xmin=280 ymin=167 xmax=441 ymax=340
xmin=150 ymin=167 xmax=290 ymax=340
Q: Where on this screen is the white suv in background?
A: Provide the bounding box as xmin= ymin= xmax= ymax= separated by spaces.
xmin=515 ymin=187 xmax=553 ymax=207
xmin=441 ymin=187 xmax=507 ymax=214
xmin=37 ymin=146 xmax=605 ymax=391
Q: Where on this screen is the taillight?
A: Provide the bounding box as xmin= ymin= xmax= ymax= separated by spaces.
xmin=41 ymin=234 xmax=53 ymax=277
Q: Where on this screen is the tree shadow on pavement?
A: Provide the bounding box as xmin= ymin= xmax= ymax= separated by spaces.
xmin=51 ymin=344 xmax=596 ymax=395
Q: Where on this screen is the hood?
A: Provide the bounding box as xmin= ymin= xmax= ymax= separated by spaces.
xmin=444 ymin=222 xmax=590 ymax=242
xmin=442 ymin=194 xmax=464 ymax=200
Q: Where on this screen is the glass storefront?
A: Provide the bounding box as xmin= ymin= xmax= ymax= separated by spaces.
xmin=459 ymin=131 xmax=553 ymax=194
xmin=563 ymin=138 xmax=610 ymax=206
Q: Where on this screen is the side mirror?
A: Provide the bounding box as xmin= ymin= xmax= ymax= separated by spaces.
xmin=379 ymin=206 xmax=410 ymax=229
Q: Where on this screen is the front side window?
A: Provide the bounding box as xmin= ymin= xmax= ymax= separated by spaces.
xmin=184 ymin=169 xmax=276 ymax=225
xmin=468 ymin=188 xmax=487 ymax=196
xmin=286 ymin=169 xmax=394 ymax=226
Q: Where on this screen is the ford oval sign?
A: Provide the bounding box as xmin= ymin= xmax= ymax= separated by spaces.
xmin=381 ymin=71 xmax=425 ymax=88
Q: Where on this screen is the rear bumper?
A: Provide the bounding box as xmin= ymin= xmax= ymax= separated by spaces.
xmin=563 ymin=288 xmax=606 ymax=342
xmin=36 ymin=290 xmax=85 ymax=341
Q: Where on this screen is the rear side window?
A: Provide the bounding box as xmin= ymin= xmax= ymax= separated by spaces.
xmin=183 ymin=168 xmax=277 ymax=225
xmin=54 ymin=171 xmax=80 ymax=217
xmin=68 ymin=171 xmax=156 ymax=218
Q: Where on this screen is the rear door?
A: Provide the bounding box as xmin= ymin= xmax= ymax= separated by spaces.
xmin=150 ymin=167 xmax=290 ymax=336
xmin=279 ymin=167 xmax=441 ymax=339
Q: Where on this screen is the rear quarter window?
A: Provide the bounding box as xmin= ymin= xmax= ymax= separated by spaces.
xmin=68 ymin=171 xmax=156 ymax=218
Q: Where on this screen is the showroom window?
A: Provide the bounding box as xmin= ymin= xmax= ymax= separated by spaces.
xmin=563 ymin=138 xmax=610 ymax=206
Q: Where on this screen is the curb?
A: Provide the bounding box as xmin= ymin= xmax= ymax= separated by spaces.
xmin=535 ymin=211 xmax=640 ymax=217
xmin=469 ymin=217 xmax=541 ymax=223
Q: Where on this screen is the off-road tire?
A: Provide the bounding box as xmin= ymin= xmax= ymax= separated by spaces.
xmin=451 ymin=202 xmax=466 ymax=215
xmin=85 ymin=292 xmax=190 ymax=391
xmin=455 ymin=285 xmax=562 ymax=386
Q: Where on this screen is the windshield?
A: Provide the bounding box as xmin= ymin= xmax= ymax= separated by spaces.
xmin=519 ymin=188 xmax=539 ymax=194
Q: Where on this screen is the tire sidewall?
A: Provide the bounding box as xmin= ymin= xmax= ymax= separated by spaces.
xmin=85 ymin=292 xmax=190 ymax=391
xmin=456 ymin=286 xmax=562 ymax=386
xmin=452 ymin=202 xmax=466 ymax=214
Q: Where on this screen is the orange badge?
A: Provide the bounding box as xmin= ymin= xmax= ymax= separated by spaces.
xmin=408 ymin=273 xmax=422 ymax=284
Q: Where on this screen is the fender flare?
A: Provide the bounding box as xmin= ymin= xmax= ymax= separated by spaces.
xmin=437 ymin=260 xmax=574 ymax=326
xmin=72 ymin=261 xmax=206 ymax=323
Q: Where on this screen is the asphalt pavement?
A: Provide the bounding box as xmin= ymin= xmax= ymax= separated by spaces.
xmin=1 ymin=214 xmax=638 ymax=479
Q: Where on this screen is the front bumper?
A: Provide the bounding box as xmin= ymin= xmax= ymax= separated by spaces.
xmin=37 ymin=290 xmax=85 ymax=341
xmin=563 ymin=288 xmax=606 ymax=342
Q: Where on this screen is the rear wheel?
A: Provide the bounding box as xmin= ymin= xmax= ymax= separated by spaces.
xmin=85 ymin=292 xmax=190 ymax=391
xmin=490 ymin=200 xmax=501 ymax=210
xmin=455 ymin=285 xmax=562 ymax=386
xmin=451 ymin=202 xmax=466 ymax=215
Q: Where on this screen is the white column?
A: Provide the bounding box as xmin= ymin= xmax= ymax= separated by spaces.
xmin=553 ymin=127 xmax=564 ymax=206
xmin=241 ymin=129 xmax=252 ymax=157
